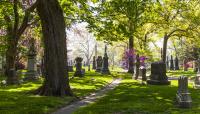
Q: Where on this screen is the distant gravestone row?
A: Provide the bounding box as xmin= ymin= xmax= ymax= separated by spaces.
xmin=73 ymin=44 xmax=110 ymax=77
xmin=166 ymin=55 xmax=179 ymax=70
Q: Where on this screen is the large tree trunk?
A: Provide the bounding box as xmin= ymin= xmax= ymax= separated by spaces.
xmin=128 ymin=22 xmax=134 ymax=74
xmin=35 ymin=0 xmax=73 ymax=96
xmin=162 ymin=34 xmax=168 ymax=63
xmin=5 ymin=37 xmax=19 ymax=84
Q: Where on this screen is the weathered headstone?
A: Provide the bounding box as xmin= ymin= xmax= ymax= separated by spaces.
xmin=141 ymin=67 xmax=147 ymax=81
xmin=147 ymin=61 xmax=170 ymax=85
xmin=92 ymin=56 xmax=96 ymax=70
xmin=176 ymin=76 xmax=192 ymax=108
xmin=166 ymin=56 xmax=169 ymax=69
xmin=68 ymin=60 xmax=74 ymax=72
xmin=170 ymin=55 xmax=174 ymax=70
xmin=135 ymin=54 xmax=140 ymax=80
xmin=101 ymin=45 xmax=110 ymax=74
xmin=74 ymin=57 xmax=84 ymax=77
xmin=175 ymin=56 xmax=179 ymax=70
xmin=24 ymin=39 xmax=39 ymax=81
xmin=96 ymin=56 xmax=103 ymax=72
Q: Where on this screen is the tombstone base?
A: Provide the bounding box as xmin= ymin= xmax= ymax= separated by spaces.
xmin=147 ymin=80 xmax=171 ymax=85
xmin=24 ymin=71 xmax=39 ymax=81
xmin=176 ymin=93 xmax=192 ymax=108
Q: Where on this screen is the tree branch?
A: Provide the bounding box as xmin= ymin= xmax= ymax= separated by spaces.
xmin=13 ymin=0 xmax=19 ymax=37
xmin=17 ymin=1 xmax=38 ymax=38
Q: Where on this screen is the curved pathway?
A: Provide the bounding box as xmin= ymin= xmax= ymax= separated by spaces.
xmin=52 ymin=78 xmax=122 ymax=114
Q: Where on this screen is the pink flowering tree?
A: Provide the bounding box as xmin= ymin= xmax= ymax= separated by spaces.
xmin=121 ymin=49 xmax=136 ymax=70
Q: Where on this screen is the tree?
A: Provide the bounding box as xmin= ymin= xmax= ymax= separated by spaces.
xmin=150 ymin=0 xmax=200 ymax=63
xmin=0 ymin=0 xmax=37 ymax=84
xmin=86 ymin=0 xmax=150 ymax=73
xmin=35 ymin=0 xmax=73 ymax=96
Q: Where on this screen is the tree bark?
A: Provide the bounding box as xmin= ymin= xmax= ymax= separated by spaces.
xmin=35 ymin=0 xmax=73 ymax=96
xmin=5 ymin=37 xmax=19 ymax=84
xmin=162 ymin=34 xmax=168 ymax=63
xmin=128 ymin=22 xmax=134 ymax=74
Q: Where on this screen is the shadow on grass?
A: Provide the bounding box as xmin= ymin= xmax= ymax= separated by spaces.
xmin=74 ymin=79 xmax=200 ymax=114
xmin=167 ymin=70 xmax=196 ymax=78
xmin=0 ymin=90 xmax=73 ymax=114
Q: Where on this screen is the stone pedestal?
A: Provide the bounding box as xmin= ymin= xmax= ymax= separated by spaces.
xmin=74 ymin=57 xmax=84 ymax=77
xmin=96 ymin=56 xmax=103 ymax=72
xmin=176 ymin=76 xmax=192 ymax=108
xmin=24 ymin=56 xmax=39 ymax=81
xmin=147 ymin=61 xmax=170 ymax=85
xmin=24 ymin=39 xmax=39 ymax=81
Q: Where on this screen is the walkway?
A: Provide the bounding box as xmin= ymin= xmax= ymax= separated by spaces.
xmin=52 ymin=78 xmax=122 ymax=114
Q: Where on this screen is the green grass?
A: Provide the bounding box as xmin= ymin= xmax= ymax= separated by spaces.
xmin=74 ymin=74 xmax=200 ymax=114
xmin=0 ymin=71 xmax=114 ymax=114
xmin=167 ymin=69 xmax=196 ymax=79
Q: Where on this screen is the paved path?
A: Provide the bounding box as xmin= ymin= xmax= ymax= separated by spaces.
xmin=52 ymin=78 xmax=122 ymax=114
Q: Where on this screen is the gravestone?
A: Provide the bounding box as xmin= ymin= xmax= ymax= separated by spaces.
xmin=194 ymin=73 xmax=200 ymax=89
xmin=101 ymin=45 xmax=110 ymax=74
xmin=24 ymin=39 xmax=39 ymax=81
xmin=141 ymin=67 xmax=147 ymax=81
xmin=96 ymin=56 xmax=103 ymax=72
xmin=135 ymin=54 xmax=140 ymax=80
xmin=147 ymin=61 xmax=170 ymax=85
xmin=68 ymin=60 xmax=74 ymax=72
xmin=92 ymin=56 xmax=96 ymax=70
xmin=74 ymin=57 xmax=84 ymax=77
xmin=176 ymin=76 xmax=192 ymax=108
xmin=166 ymin=56 xmax=169 ymax=69
xmin=175 ymin=56 xmax=179 ymax=70
xmin=170 ymin=55 xmax=174 ymax=70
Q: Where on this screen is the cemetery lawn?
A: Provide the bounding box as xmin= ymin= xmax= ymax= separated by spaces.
xmin=167 ymin=69 xmax=196 ymax=78
xmin=74 ymin=74 xmax=200 ymax=114
xmin=0 ymin=71 xmax=113 ymax=114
